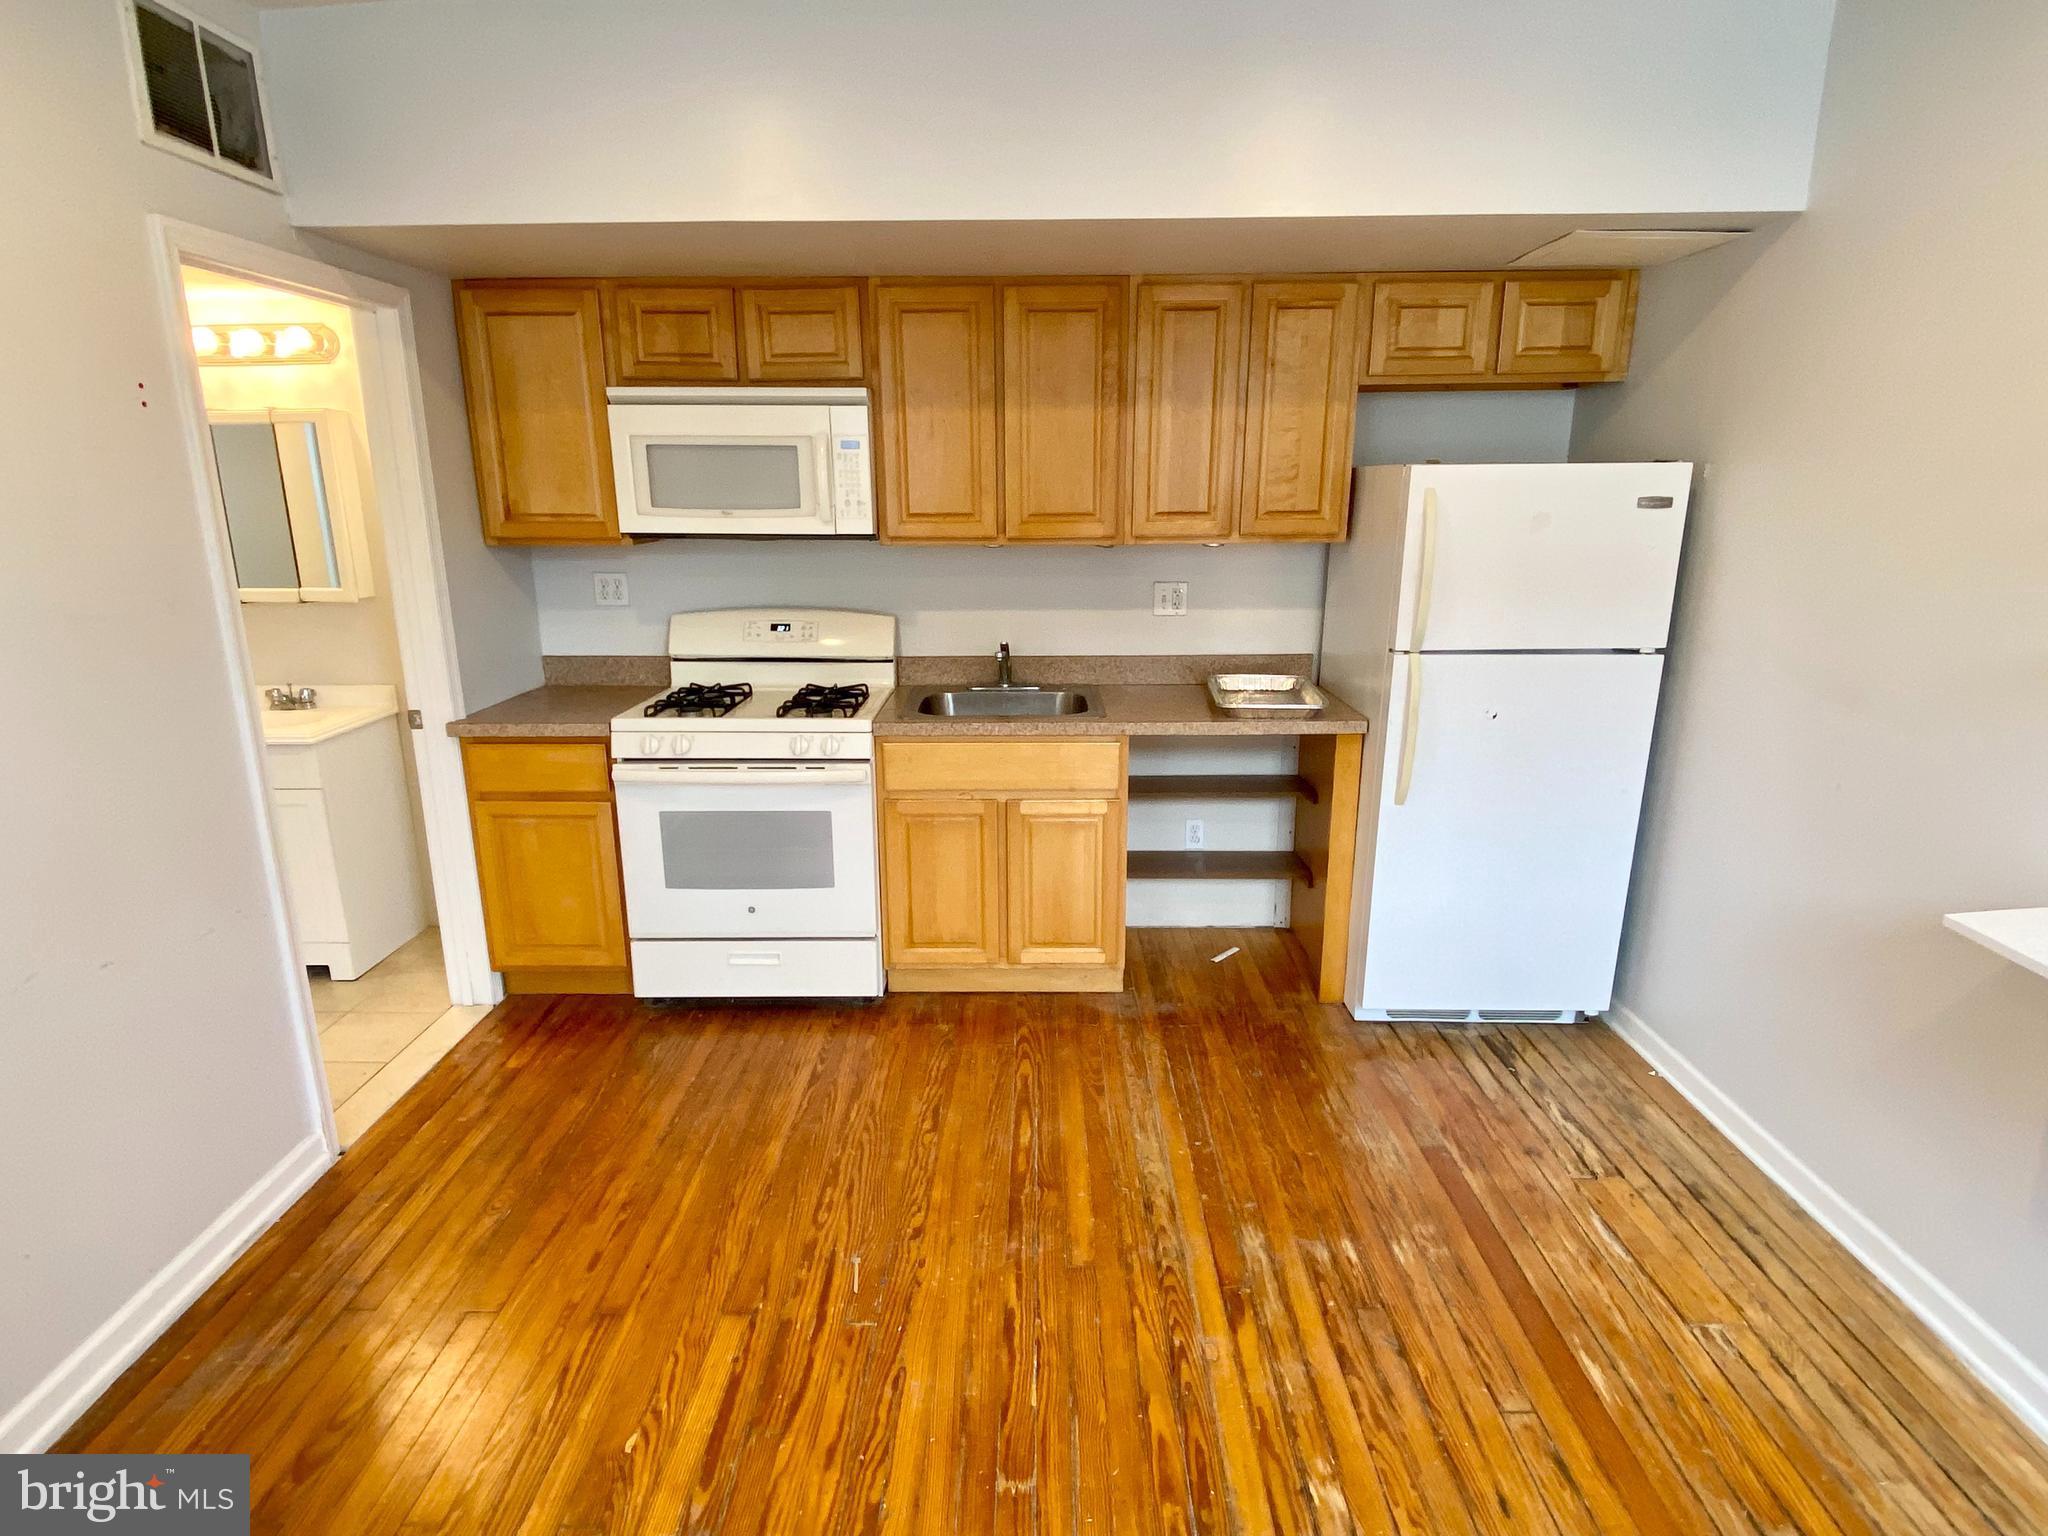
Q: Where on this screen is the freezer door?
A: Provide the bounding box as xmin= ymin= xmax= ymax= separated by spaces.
xmin=1355 ymin=652 xmax=1664 ymax=1016
xmin=1394 ymin=462 xmax=1691 ymax=651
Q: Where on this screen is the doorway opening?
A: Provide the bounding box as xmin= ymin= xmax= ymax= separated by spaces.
xmin=152 ymin=220 xmax=499 ymax=1152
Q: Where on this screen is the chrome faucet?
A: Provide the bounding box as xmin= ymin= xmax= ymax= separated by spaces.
xmin=265 ymin=685 xmax=319 ymax=711
xmin=995 ymin=642 xmax=1013 ymax=688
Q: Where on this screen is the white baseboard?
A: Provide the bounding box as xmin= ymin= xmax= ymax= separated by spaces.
xmin=0 ymin=1134 xmax=332 ymax=1452
xmin=1605 ymin=1002 xmax=2048 ymax=1445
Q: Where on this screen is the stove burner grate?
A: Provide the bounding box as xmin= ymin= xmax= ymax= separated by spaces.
xmin=644 ymin=682 xmax=753 ymax=718
xmin=777 ymin=682 xmax=871 ymax=719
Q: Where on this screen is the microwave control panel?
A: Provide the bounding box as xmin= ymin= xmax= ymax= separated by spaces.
xmin=827 ymin=403 xmax=874 ymax=533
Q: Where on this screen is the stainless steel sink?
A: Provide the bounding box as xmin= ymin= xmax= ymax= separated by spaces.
xmin=915 ymin=687 xmax=1092 ymax=718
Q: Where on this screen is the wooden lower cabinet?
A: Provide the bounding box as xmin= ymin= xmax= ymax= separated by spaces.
xmin=880 ymin=737 xmax=1127 ymax=990
xmin=1005 ymin=798 xmax=1124 ymax=967
xmin=881 ymin=797 xmax=1003 ymax=966
xmin=461 ymin=738 xmax=631 ymax=994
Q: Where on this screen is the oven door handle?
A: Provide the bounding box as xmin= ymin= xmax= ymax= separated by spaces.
xmin=611 ymin=763 xmax=872 ymax=787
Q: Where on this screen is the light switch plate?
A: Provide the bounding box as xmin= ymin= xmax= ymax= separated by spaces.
xmin=1153 ymin=580 xmax=1189 ymax=616
xmin=594 ymin=572 xmax=629 ymax=607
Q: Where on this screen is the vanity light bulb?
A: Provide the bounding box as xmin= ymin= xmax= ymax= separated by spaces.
xmin=274 ymin=325 xmax=314 ymax=359
xmin=190 ymin=325 xmax=221 ymax=357
xmin=227 ymin=327 xmax=266 ymax=359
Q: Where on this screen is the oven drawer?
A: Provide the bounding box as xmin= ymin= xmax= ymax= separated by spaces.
xmin=630 ymin=938 xmax=882 ymax=999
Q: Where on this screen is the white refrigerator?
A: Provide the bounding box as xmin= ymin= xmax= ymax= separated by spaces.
xmin=1318 ymin=462 xmax=1693 ymax=1021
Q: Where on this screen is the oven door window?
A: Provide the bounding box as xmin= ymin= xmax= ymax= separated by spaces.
xmin=639 ymin=436 xmax=817 ymax=519
xmin=658 ymin=809 xmax=834 ymax=890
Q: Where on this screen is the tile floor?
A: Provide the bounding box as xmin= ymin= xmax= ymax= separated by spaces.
xmin=308 ymin=927 xmax=490 ymax=1147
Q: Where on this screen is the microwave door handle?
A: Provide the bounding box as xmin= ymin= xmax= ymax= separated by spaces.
xmin=813 ymin=431 xmax=835 ymax=529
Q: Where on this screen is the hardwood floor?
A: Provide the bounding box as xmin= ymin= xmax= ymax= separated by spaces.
xmin=61 ymin=929 xmax=2048 ymax=1534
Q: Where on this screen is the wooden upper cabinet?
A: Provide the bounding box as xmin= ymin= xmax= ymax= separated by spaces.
xmin=1498 ymin=273 xmax=1636 ymax=380
xmin=608 ymin=283 xmax=740 ymax=383
xmin=1238 ymin=281 xmax=1360 ymax=540
xmin=1128 ymin=281 xmax=1245 ymax=542
xmin=739 ymin=284 xmax=864 ymax=382
xmin=1004 ymin=798 xmax=1124 ymax=967
xmin=1001 ymin=282 xmax=1125 ymax=543
xmin=455 ymin=282 xmax=619 ymax=545
xmin=1364 ymin=277 xmax=1500 ymax=382
xmin=872 ymin=283 xmax=1002 ymax=542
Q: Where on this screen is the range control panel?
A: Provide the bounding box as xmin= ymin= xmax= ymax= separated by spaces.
xmin=742 ymin=617 xmax=819 ymax=644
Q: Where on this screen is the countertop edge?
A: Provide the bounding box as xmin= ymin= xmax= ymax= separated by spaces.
xmin=448 ymin=682 xmax=1372 ymax=741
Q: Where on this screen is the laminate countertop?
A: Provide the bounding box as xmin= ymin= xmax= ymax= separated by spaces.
xmin=447 ymin=685 xmax=652 ymax=739
xmin=448 ymin=681 xmax=1370 ymax=739
xmin=871 ymin=681 xmax=1369 ymax=738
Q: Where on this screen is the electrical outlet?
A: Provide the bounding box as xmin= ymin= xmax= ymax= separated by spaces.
xmin=1185 ymin=818 xmax=1205 ymax=850
xmin=594 ymin=572 xmax=629 ymax=607
xmin=1153 ymin=580 xmax=1189 ymax=616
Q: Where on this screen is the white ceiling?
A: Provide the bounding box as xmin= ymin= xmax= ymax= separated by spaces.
xmin=307 ymin=213 xmax=1775 ymax=280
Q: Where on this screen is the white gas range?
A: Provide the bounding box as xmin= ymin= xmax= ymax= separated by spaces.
xmin=609 ymin=608 xmax=895 ymax=1000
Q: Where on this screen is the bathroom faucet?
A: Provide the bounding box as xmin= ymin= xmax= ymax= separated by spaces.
xmin=996 ymin=642 xmax=1013 ymax=688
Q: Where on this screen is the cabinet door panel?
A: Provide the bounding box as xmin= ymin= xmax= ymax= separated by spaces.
xmin=740 ymin=284 xmax=864 ymax=381
xmin=872 ymin=284 xmax=1001 ymax=542
xmin=1498 ymin=274 xmax=1634 ymax=379
xmin=1239 ymin=281 xmax=1360 ymax=540
xmin=882 ymin=797 xmax=1003 ymax=966
xmin=456 ymin=284 xmax=618 ymax=544
xmin=610 ymin=283 xmax=740 ymax=383
xmin=1364 ymin=278 xmax=1499 ymax=381
xmin=1129 ymin=281 xmax=1244 ymax=541
xmin=1005 ymin=798 xmax=1123 ymax=967
xmin=471 ymin=798 xmax=627 ymax=970
xmin=271 ymin=787 xmax=346 ymax=943
xmin=1001 ymin=282 xmax=1124 ymax=542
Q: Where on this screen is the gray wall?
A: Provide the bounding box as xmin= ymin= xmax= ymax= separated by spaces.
xmin=1572 ymin=0 xmax=2048 ymax=1428
xmin=0 ymin=0 xmax=536 ymax=1446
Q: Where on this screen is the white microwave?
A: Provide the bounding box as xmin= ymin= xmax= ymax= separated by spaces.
xmin=606 ymin=386 xmax=874 ymax=537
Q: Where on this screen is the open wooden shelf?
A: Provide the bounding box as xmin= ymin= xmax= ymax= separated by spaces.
xmin=1127 ymin=849 xmax=1312 ymax=886
xmin=1127 ymin=773 xmax=1318 ymax=804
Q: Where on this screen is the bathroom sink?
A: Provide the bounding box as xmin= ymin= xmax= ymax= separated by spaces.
xmin=915 ymin=687 xmax=1092 ymax=718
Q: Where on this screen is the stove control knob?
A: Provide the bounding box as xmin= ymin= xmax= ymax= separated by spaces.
xmin=820 ymin=735 xmax=844 ymax=757
xmin=789 ymin=734 xmax=813 ymax=756
xmin=669 ymin=736 xmax=693 ymax=756
xmin=640 ymin=733 xmax=662 ymax=756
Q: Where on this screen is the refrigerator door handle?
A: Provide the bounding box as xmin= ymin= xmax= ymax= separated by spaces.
xmin=1410 ymin=487 xmax=1440 ymax=649
xmin=1394 ymin=653 xmax=1423 ymax=805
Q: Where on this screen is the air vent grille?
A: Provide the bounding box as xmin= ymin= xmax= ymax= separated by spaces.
xmin=1478 ymin=1010 xmax=1569 ymax=1023
xmin=130 ymin=0 xmax=274 ymax=183
xmin=1385 ymin=1009 xmax=1473 ymax=1022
